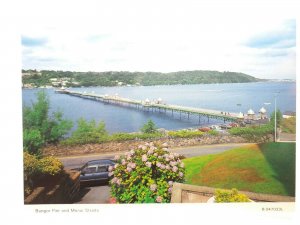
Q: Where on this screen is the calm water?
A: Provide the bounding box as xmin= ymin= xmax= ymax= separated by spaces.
xmin=22 ymin=82 xmax=296 ymax=133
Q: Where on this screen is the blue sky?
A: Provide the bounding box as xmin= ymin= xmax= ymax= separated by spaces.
xmin=20 ymin=2 xmax=296 ymax=79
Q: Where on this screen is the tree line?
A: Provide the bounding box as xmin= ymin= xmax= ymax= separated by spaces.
xmin=22 ymin=69 xmax=261 ymax=87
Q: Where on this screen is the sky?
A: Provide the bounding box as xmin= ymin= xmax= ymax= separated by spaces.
xmin=20 ymin=0 xmax=296 ymax=79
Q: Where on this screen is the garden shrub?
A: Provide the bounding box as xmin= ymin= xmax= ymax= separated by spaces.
xmin=109 ymin=142 xmax=185 ymax=203
xmin=140 ymin=119 xmax=157 ymax=133
xmin=23 ymin=152 xmax=64 ymax=197
xmin=229 ymin=124 xmax=273 ymax=142
xmin=214 ymin=188 xmax=250 ymax=203
xmin=62 ymin=118 xmax=109 ymax=145
xmin=168 ymin=130 xmax=204 ymax=138
xmin=24 ymin=152 xmax=39 ymax=196
xmin=38 ymin=156 xmax=64 ymax=176
xmin=207 ymin=130 xmax=218 ymax=136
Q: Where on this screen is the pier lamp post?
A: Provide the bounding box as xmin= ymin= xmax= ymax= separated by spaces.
xmin=274 ymin=92 xmax=280 ymax=142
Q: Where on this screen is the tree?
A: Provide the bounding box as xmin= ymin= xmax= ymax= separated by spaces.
xmin=65 ymin=118 xmax=108 ymax=144
xmin=23 ymin=91 xmax=73 ymax=156
xmin=140 ymin=119 xmax=157 ymax=134
xmin=270 ymin=110 xmax=283 ymax=127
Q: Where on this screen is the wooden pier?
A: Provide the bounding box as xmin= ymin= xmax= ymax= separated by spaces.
xmin=56 ymin=89 xmax=241 ymax=123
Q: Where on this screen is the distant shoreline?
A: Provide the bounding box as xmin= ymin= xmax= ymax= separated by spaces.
xmin=21 ymin=80 xmax=297 ymax=89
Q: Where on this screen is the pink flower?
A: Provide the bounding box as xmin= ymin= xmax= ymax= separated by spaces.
xmin=161 ymin=164 xmax=166 ymax=169
xmin=108 ymin=172 xmax=114 ymax=177
xmin=168 ymin=181 xmax=173 ymax=186
xmin=179 ymin=172 xmax=183 ymax=177
xmin=170 ymin=161 xmax=177 ymax=166
xmin=174 ymin=153 xmax=179 ymax=158
xmin=130 ymin=149 xmax=135 ymax=155
xmin=142 ymin=154 xmax=148 ymax=162
xmin=116 ymin=179 xmax=121 ymax=186
xmin=108 ymin=166 xmax=113 ymax=172
xmin=147 ymin=149 xmax=154 ymax=155
xmin=111 ymin=177 xmax=117 ymax=184
xmin=126 ymin=167 xmax=132 ymax=172
xmin=165 ymin=157 xmax=170 ymax=162
xmin=168 ymin=187 xmax=172 ymax=193
xmin=150 ymin=184 xmax=157 ymax=191
xmin=172 ymin=166 xmax=178 ymax=172
xmin=128 ymin=162 xmax=136 ymax=168
xmin=108 ymin=197 xmax=117 ymax=204
xmin=169 ymin=154 xmax=174 ymax=160
xmin=166 ymin=165 xmax=170 ymax=170
xmin=156 ymin=162 xmax=161 ymax=167
xmin=138 ymin=145 xmax=143 ymax=149
xmin=145 ymin=162 xmax=152 ymax=168
xmin=114 ymin=163 xmax=119 ymax=169
xmin=154 ymin=153 xmax=158 ymax=157
xmin=114 ymin=155 xmax=120 ymax=160
xmin=127 ymin=155 xmax=132 ymax=161
xmin=156 ymin=196 xmax=163 ymax=203
xmin=162 ymin=142 xmax=168 ymax=148
xmin=142 ymin=146 xmax=147 ymax=151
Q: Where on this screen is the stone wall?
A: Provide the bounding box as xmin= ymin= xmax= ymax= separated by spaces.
xmin=24 ymin=170 xmax=80 ymax=204
xmin=43 ymin=134 xmax=247 ymax=157
xmin=171 ymin=183 xmax=295 ymax=203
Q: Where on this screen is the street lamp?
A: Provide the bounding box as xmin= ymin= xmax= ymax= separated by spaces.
xmin=274 ymin=92 xmax=280 ymax=142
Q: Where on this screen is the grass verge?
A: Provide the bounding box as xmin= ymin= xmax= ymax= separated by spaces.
xmin=183 ymin=142 xmax=295 ymax=196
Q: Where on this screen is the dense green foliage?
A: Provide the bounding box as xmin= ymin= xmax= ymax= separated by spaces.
xmin=110 ymin=143 xmax=185 ymax=203
xmin=229 ymin=124 xmax=273 ymax=142
xmin=270 ymin=110 xmax=283 ymax=127
xmin=281 ymin=117 xmax=296 ymax=134
xmin=140 ymin=119 xmax=157 ymax=134
xmin=64 ymin=118 xmax=108 ymax=145
xmin=168 ymin=130 xmax=204 ymax=138
xmin=22 ymin=69 xmax=260 ymax=87
xmin=23 ymin=91 xmax=73 ymax=155
xmin=183 ymin=143 xmax=296 ymax=196
xmin=62 ymin=119 xmax=163 ymax=145
xmin=214 ymin=188 xmax=250 ymax=203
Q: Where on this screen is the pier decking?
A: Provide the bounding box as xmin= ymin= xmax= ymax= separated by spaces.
xmin=56 ymin=89 xmax=240 ymax=122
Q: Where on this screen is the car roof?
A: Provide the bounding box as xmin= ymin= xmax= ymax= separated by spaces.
xmin=86 ymin=159 xmax=115 ymax=165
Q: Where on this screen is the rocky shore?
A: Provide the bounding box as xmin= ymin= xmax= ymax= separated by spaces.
xmin=42 ymin=134 xmax=247 ymax=157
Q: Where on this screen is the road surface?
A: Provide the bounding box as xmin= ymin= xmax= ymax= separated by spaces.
xmin=62 ymin=143 xmax=251 ymax=204
xmin=60 ymin=143 xmax=251 ymax=169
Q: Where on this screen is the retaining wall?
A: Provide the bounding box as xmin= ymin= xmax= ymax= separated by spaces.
xmin=24 ymin=170 xmax=80 ymax=204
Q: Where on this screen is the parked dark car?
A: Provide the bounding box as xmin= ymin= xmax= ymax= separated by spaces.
xmin=73 ymin=159 xmax=115 ymax=185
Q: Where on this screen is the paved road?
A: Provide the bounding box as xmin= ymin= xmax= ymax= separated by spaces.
xmin=60 ymin=143 xmax=251 ymax=169
xmin=61 ymin=143 xmax=251 ymax=204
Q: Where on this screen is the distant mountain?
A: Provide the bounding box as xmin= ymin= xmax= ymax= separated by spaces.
xmin=22 ymin=69 xmax=262 ymax=87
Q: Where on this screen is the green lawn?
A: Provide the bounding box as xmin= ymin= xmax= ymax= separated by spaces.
xmin=183 ymin=143 xmax=296 ymax=196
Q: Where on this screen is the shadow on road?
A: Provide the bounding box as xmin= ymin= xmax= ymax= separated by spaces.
xmin=72 ymin=181 xmax=110 ymax=203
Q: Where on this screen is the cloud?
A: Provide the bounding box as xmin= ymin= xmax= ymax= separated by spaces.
xmin=245 ymin=20 xmax=296 ymax=49
xmin=20 ymin=10 xmax=296 ymax=79
xmin=21 ymin=36 xmax=48 ymax=47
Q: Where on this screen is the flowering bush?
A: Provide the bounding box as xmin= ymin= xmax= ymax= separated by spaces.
xmin=109 ymin=142 xmax=185 ymax=203
xmin=214 ymin=188 xmax=250 ymax=203
xmin=23 ymin=152 xmax=64 ymax=197
xmin=38 ymin=156 xmax=64 ymax=176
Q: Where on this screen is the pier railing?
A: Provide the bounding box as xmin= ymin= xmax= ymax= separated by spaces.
xmin=56 ymin=89 xmax=239 ymax=122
